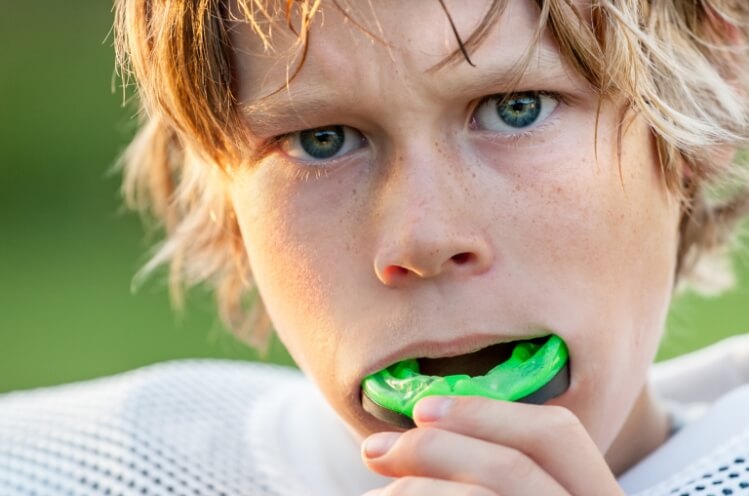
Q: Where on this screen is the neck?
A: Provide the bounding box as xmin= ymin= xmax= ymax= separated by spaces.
xmin=605 ymin=384 xmax=671 ymax=476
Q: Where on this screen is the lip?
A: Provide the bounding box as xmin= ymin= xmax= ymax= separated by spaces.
xmin=359 ymin=331 xmax=553 ymax=383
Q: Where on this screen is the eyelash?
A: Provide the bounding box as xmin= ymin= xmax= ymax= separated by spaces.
xmin=469 ymin=90 xmax=565 ymax=145
xmin=264 ymin=90 xmax=566 ymax=167
xmin=265 ymin=130 xmax=364 ymax=168
xmin=478 ymin=111 xmax=561 ymax=147
xmin=290 ymin=166 xmax=332 ymax=182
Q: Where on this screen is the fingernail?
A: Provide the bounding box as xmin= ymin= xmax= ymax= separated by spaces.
xmin=414 ymin=396 xmax=453 ymax=423
xmin=362 ymin=433 xmax=400 ymax=459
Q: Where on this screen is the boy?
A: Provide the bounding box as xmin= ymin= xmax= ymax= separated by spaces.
xmin=3 ymin=0 xmax=749 ymax=495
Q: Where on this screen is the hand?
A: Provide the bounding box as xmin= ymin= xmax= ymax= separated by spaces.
xmin=361 ymin=396 xmax=624 ymax=496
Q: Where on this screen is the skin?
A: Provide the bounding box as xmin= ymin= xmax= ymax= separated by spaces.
xmin=227 ymin=0 xmax=682 ymax=493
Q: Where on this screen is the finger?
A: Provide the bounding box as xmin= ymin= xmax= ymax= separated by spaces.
xmin=362 ymin=477 xmax=498 ymax=496
xmin=412 ymin=396 xmax=622 ymax=496
xmin=362 ymin=428 xmax=570 ymax=496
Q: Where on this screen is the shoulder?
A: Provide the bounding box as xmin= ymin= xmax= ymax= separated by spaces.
xmin=0 ymin=359 xmax=304 ymax=496
xmin=620 ymin=384 xmax=749 ymax=495
xmin=650 ymin=333 xmax=749 ymax=404
xmin=2 ymin=358 xmax=300 ymax=398
xmin=0 ymin=359 xmax=302 ymax=416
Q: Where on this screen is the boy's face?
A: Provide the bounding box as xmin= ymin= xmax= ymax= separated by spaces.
xmin=228 ymin=0 xmax=681 ymax=452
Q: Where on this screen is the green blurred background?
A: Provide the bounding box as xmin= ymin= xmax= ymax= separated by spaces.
xmin=1 ymin=2 xmax=748 ymax=394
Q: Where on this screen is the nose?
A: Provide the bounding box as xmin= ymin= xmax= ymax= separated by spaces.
xmin=374 ymin=236 xmax=494 ymax=286
xmin=372 ymin=150 xmax=494 ymax=287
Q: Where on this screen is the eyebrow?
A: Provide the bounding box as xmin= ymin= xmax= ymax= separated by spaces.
xmin=241 ymin=46 xmax=567 ymax=136
xmin=241 ymin=83 xmax=337 ymax=136
xmin=437 ymin=46 xmax=568 ymax=96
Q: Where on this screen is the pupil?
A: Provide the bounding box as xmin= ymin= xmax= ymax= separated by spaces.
xmin=497 ymin=92 xmax=542 ymax=128
xmin=300 ymin=126 xmax=345 ymax=159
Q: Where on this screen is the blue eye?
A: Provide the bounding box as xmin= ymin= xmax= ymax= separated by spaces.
xmin=474 ymin=91 xmax=558 ymax=133
xmin=280 ymin=125 xmax=365 ymax=161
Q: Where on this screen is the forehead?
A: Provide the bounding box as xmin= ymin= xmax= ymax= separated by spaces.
xmin=229 ymin=0 xmax=566 ymax=104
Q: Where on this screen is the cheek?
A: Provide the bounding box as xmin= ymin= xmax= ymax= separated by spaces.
xmin=518 ymin=127 xmax=679 ymax=448
xmin=492 ymin=123 xmax=678 ymax=327
xmin=229 ymin=171 xmax=336 ymax=371
xmin=230 ymin=169 xmax=393 ymax=434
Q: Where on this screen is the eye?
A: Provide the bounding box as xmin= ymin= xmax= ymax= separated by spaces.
xmin=280 ymin=125 xmax=366 ymax=161
xmin=473 ymin=91 xmax=559 ymax=133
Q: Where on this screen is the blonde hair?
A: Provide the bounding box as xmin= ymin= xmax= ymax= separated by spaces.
xmin=115 ymin=0 xmax=749 ymax=350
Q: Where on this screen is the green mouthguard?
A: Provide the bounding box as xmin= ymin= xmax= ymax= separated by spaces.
xmin=361 ymin=335 xmax=569 ymax=425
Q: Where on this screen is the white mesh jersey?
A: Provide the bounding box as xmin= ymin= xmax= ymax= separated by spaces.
xmin=1 ymin=342 xmax=749 ymax=496
xmin=620 ymin=386 xmax=749 ymax=496
xmin=0 ymin=360 xmax=318 ymax=496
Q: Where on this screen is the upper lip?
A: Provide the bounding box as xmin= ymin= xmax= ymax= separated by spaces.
xmin=360 ymin=331 xmax=551 ymax=381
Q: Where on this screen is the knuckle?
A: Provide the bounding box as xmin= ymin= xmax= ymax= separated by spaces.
xmin=456 ymin=395 xmax=489 ymax=418
xmin=401 ymin=426 xmax=441 ymax=455
xmin=449 ymin=396 xmax=489 ymax=430
xmin=389 ymin=427 xmax=443 ymax=474
xmin=495 ymin=447 xmax=535 ymax=479
xmin=546 ymin=405 xmax=581 ymax=431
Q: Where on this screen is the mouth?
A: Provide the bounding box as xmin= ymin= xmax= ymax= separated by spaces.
xmin=360 ymin=334 xmax=570 ymax=429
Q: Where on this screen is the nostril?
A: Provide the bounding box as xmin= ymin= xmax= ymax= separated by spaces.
xmin=383 ymin=265 xmax=410 ymax=279
xmin=451 ymin=252 xmax=473 ymax=265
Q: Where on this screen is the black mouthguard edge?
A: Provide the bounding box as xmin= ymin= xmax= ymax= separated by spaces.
xmin=361 ymin=362 xmax=571 ymax=430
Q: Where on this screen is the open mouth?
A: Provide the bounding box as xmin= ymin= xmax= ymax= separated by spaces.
xmin=360 ymin=334 xmax=570 ymax=429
